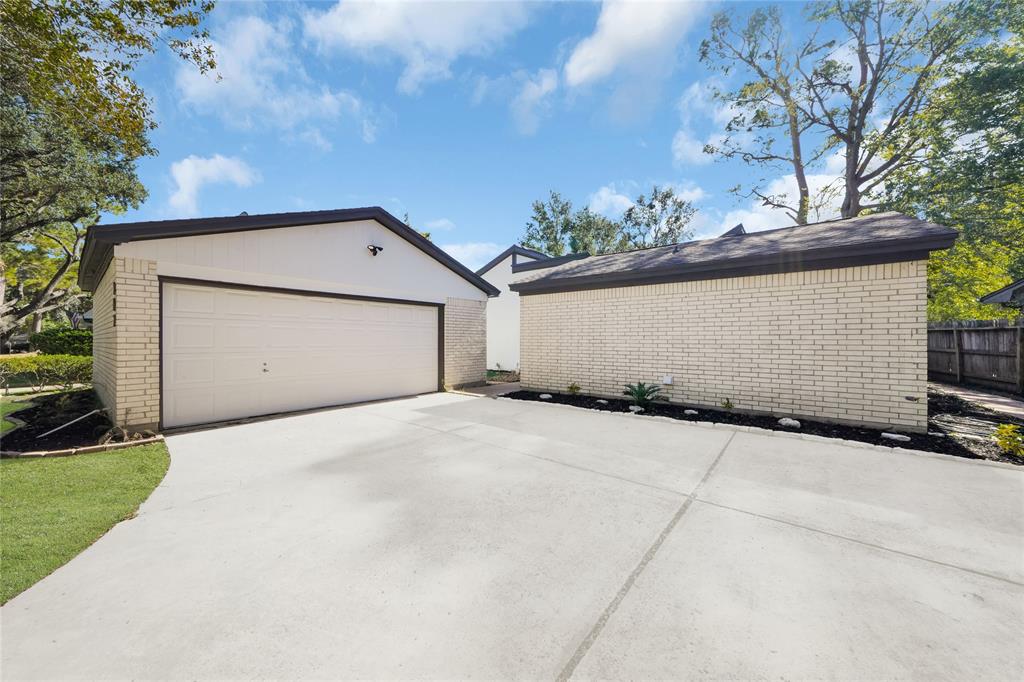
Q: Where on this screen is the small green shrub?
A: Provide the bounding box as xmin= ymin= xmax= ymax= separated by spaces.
xmin=623 ymin=382 xmax=662 ymax=408
xmin=29 ymin=328 xmax=92 ymax=355
xmin=721 ymin=398 xmax=735 ymax=410
xmin=567 ymin=382 xmax=581 ymax=395
xmin=0 ymin=355 xmax=92 ymax=391
xmin=995 ymin=424 xmax=1024 ymax=458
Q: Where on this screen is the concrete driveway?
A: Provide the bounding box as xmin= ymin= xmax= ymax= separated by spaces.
xmin=2 ymin=393 xmax=1022 ymax=680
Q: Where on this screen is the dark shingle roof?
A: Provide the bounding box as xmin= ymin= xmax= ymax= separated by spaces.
xmin=509 ymin=212 xmax=956 ymax=294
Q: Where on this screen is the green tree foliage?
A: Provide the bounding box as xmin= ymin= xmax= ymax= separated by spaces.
xmin=1 ymin=96 xmax=145 ymax=333
xmin=522 ymin=187 xmax=697 ymax=256
xmin=882 ymin=15 xmax=1023 ymax=320
xmin=926 ymin=241 xmax=1015 ymax=321
xmin=1 ymin=1 xmax=216 ymax=336
xmin=620 ymin=186 xmax=697 ymax=249
xmin=1 ymin=0 xmax=215 ymax=158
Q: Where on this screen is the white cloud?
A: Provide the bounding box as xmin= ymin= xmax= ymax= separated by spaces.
xmin=671 ymin=80 xmax=737 ymax=166
xmin=304 ymin=2 xmax=531 ymax=94
xmin=564 ymin=0 xmax=705 ymax=88
xmin=440 ymin=241 xmax=504 ymax=270
xmin=175 ymin=15 xmax=379 ymax=146
xmin=671 ymin=130 xmax=712 ymax=166
xmin=510 ymin=69 xmax=558 ymax=135
xmin=424 ymin=218 xmax=456 ymax=232
xmin=719 ymin=172 xmax=844 ymax=233
xmin=588 ymin=185 xmax=634 ymax=217
xmin=169 ymin=154 xmax=260 ymax=217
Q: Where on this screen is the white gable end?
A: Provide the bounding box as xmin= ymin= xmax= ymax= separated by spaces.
xmin=116 ymin=219 xmax=487 ymax=302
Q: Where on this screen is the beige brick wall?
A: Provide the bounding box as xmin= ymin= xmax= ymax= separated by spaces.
xmin=91 ymin=257 xmax=160 ymax=430
xmin=520 ymin=260 xmax=929 ymax=432
xmin=91 ymin=261 xmax=117 ymax=412
xmin=444 ymin=297 xmax=487 ymax=388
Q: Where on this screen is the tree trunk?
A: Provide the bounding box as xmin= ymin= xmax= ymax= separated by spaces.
xmin=841 ymin=142 xmax=862 ymax=218
xmin=787 ymin=103 xmax=810 ymax=225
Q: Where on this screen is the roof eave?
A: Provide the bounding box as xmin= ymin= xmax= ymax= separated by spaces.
xmin=509 ymin=234 xmax=956 ymax=295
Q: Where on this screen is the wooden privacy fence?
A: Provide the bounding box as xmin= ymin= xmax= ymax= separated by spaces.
xmin=928 ymin=319 xmax=1023 ymax=393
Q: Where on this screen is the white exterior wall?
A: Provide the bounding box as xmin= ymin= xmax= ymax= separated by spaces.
xmin=481 ymin=254 xmax=537 ymax=371
xmin=117 ymin=219 xmax=487 ymax=304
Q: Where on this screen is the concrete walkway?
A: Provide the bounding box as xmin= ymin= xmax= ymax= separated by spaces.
xmin=933 ymin=382 xmax=1024 ymax=420
xmin=2 ymin=393 xmax=1022 ymax=680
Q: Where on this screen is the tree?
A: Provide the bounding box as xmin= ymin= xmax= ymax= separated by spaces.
xmin=700 ymin=0 xmax=1007 ymax=224
xmin=1 ymin=0 xmax=215 ymax=337
xmin=1 ymin=0 xmax=215 ymax=159
xmin=926 ymin=241 xmax=1015 ymax=321
xmin=522 ymin=191 xmax=574 ymax=257
xmin=620 ymin=186 xmax=697 ymax=249
xmin=522 ymin=186 xmax=698 ymax=255
xmin=1 ymin=96 xmax=145 ymax=334
xmin=881 ymin=16 xmax=1023 ymax=319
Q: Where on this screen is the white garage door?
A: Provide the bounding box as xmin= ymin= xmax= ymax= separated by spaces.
xmin=162 ymin=281 xmax=439 ymax=428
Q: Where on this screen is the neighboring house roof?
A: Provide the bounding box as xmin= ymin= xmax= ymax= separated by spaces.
xmin=475 ymin=245 xmax=550 ymax=277
xmin=979 ymin=278 xmax=1024 ymax=306
xmin=78 ymin=206 xmax=500 ymax=296
xmin=509 ymin=212 xmax=957 ymax=295
xmin=721 ymin=223 xmax=747 ymax=237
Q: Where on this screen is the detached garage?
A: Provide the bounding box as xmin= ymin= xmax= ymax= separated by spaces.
xmin=78 ymin=207 xmax=499 ymax=430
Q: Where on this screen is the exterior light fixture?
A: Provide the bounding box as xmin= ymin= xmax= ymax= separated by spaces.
xmin=367 ymin=245 xmax=384 ymax=256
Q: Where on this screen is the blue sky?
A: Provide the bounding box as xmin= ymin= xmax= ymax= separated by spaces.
xmin=117 ymin=1 xmax=844 ymax=269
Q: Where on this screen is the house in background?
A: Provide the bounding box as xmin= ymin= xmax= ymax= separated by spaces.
xmin=477 ymin=246 xmax=587 ymax=371
xmin=980 ymin=278 xmax=1024 ymax=310
xmin=476 ymin=245 xmax=548 ymax=371
xmin=77 ymin=207 xmax=498 ymax=430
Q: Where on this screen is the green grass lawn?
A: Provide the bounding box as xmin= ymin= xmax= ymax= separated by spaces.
xmin=0 ymin=442 xmax=170 ymax=604
xmin=1 ymin=395 xmax=34 ymax=434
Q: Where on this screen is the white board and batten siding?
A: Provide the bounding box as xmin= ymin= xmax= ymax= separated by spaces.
xmin=162 ymin=282 xmax=438 ymax=428
xmin=117 ymin=219 xmax=487 ymax=304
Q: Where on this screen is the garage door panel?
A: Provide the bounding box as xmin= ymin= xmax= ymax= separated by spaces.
xmin=219 ymin=323 xmax=262 ymax=350
xmin=169 ymin=322 xmax=215 ymax=350
xmin=220 ymin=291 xmax=262 ymax=317
xmin=162 ymin=282 xmax=439 ymax=428
xmin=169 ymin=287 xmax=217 ymax=315
xmin=166 ymin=357 xmax=216 ymax=385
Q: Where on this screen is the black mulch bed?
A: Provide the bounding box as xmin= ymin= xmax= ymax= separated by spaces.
xmin=2 ymin=390 xmax=113 ymax=452
xmin=505 ymin=389 xmax=1024 ymax=465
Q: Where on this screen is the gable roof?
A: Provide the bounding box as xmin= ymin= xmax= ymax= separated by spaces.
xmin=475 ymin=245 xmax=550 ymax=277
xmin=979 ymin=278 xmax=1024 ymax=306
xmin=78 ymin=206 xmax=500 ymax=296
xmin=509 ymin=212 xmax=957 ymax=295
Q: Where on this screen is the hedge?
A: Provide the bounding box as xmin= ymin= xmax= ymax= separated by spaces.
xmin=29 ymin=328 xmax=93 ymax=355
xmin=0 ymin=355 xmax=92 ymax=391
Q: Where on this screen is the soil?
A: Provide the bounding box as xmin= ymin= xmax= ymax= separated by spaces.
xmin=486 ymin=370 xmax=521 ymax=384
xmin=1 ymin=390 xmax=112 ymax=452
xmin=504 ymin=389 xmax=1024 ymax=466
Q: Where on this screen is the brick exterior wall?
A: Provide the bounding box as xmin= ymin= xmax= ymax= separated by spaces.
xmin=91 ymin=257 xmax=160 ymax=430
xmin=520 ymin=260 xmax=929 ymax=432
xmin=91 ymin=260 xmax=117 ymax=413
xmin=444 ymin=297 xmax=487 ymax=388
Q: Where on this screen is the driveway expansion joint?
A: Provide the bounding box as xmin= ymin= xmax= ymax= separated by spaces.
xmin=556 ymin=432 xmax=737 ymax=681
xmin=693 ymin=498 xmax=1024 ymax=588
